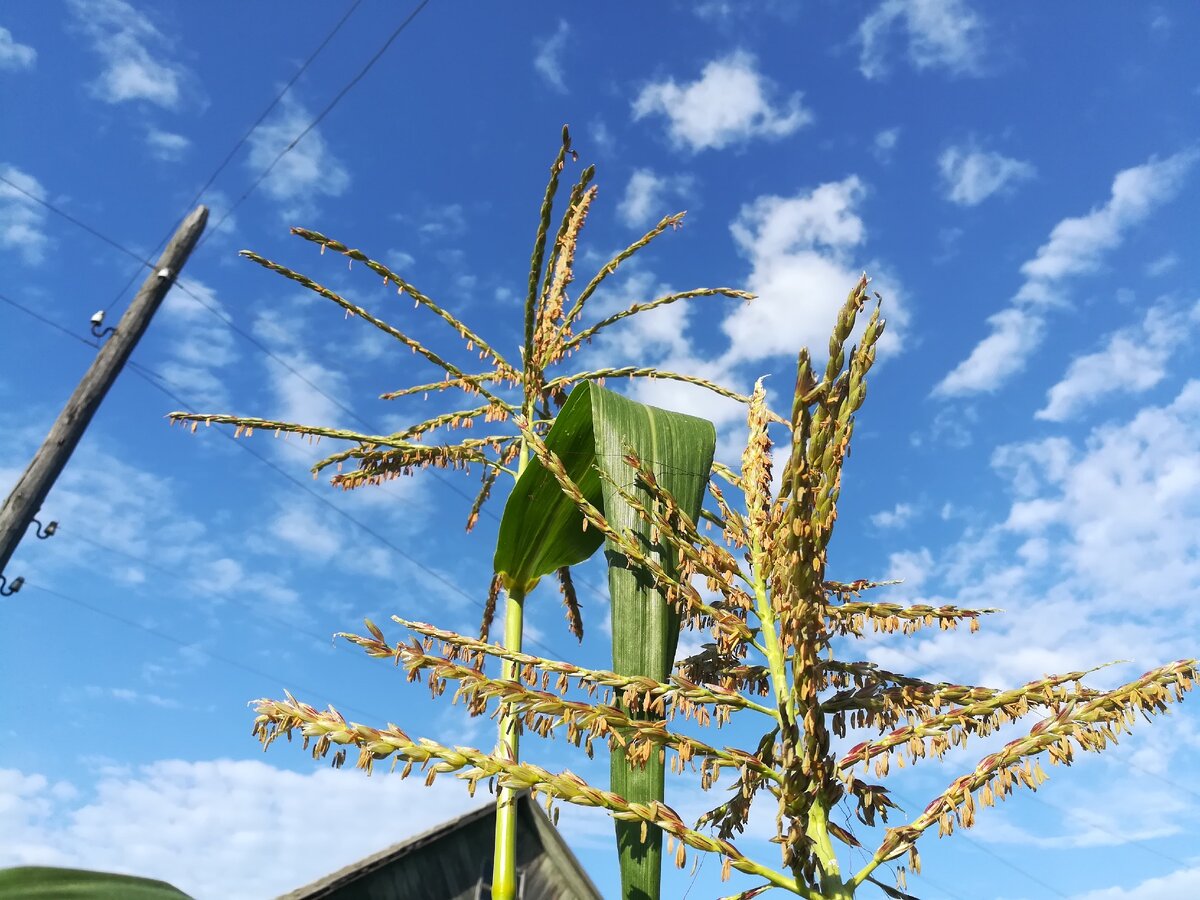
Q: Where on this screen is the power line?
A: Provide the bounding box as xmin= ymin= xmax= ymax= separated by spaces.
xmin=125 ymin=359 xmax=573 ymax=661
xmin=0 ymin=292 xmax=571 ymax=659
xmin=30 ymin=583 xmax=385 ymax=723
xmin=0 ymin=174 xmax=616 ymax=614
xmin=7 ymin=292 xmax=1196 ymax=895
xmin=61 ymin=524 xmax=384 ymax=668
xmin=0 ymin=290 xmax=100 ymax=350
xmin=99 ymin=0 xmax=367 ymax=316
xmin=0 ymin=173 xmax=157 ymax=272
xmin=198 ymin=0 xmax=434 ymax=246
xmin=0 ymin=168 xmax=482 ymax=510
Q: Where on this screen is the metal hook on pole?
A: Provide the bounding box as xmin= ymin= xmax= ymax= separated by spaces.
xmin=30 ymin=518 xmax=57 ymax=539
xmin=0 ymin=573 xmax=23 ymax=596
xmin=90 ymin=310 xmax=116 ymax=340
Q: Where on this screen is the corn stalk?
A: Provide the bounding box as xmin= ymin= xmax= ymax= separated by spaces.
xmin=169 ymin=127 xmax=753 ymax=900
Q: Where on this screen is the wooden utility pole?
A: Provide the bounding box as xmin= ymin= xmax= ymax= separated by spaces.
xmin=0 ymin=205 xmax=208 ymax=579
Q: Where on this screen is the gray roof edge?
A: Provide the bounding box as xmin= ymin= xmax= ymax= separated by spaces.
xmin=525 ymin=796 xmax=605 ymax=900
xmin=277 ymin=797 xmax=498 ymax=899
xmin=277 ymin=792 xmax=604 ymax=900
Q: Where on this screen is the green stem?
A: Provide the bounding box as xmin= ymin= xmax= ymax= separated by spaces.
xmin=491 ymin=583 xmax=527 ymax=900
xmin=806 ymin=801 xmax=851 ymax=899
xmin=751 ymin=534 xmax=793 ymax=724
xmin=492 ymin=420 xmax=533 ymax=900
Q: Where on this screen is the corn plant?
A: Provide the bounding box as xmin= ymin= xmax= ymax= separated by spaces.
xmin=169 ymin=128 xmax=750 ymax=899
xmin=172 ymin=136 xmax=1197 ymax=899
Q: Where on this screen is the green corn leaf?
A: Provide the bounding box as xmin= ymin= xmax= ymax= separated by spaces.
xmin=492 ymin=383 xmax=607 ymax=596
xmin=0 ymin=867 xmax=191 ymax=899
xmin=493 ymin=381 xmax=715 ymax=900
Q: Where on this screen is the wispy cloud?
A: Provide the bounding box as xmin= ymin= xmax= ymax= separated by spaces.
xmin=857 ymin=0 xmax=986 ymax=80
xmin=1022 ymin=151 xmax=1196 ymax=284
xmin=617 ymin=168 xmax=692 ymax=228
xmin=633 ymin=51 xmax=812 ymax=152
xmin=0 ymin=26 xmax=36 ymax=71
xmin=901 ymin=380 xmax=1200 ymax=689
xmin=935 ymin=149 xmax=1197 ymax=397
xmin=1145 ymin=253 xmax=1178 ymax=277
xmin=938 ymin=143 xmax=1035 ymax=205
xmin=1037 ymin=300 xmax=1200 ymax=422
xmin=0 ymin=760 xmax=482 ymax=898
xmin=156 ymin=280 xmax=239 ymax=408
xmin=145 ymin=128 xmax=190 ymax=162
xmin=533 ymin=20 xmax=569 ymax=93
xmin=1069 ymin=864 xmax=1200 ymax=900
xmin=82 ymin=685 xmax=181 ymax=709
xmin=252 ymin=310 xmax=354 ymax=429
xmin=245 ymin=95 xmax=350 ymax=220
xmin=871 ymin=502 xmax=915 ymax=528
xmin=68 ymin=0 xmax=192 ymax=108
xmin=872 ymin=126 xmax=900 ymax=163
xmin=0 ymin=164 xmax=50 ymax=264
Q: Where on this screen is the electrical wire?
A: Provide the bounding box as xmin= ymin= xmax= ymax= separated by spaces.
xmin=196 ymin=0 xmax=433 ymax=248
xmin=4 ymin=289 xmax=1196 ymax=896
xmin=98 ymin=0 xmax=367 ymax=316
xmin=29 ymin=583 xmax=385 ymax=723
xmin=0 ymin=289 xmax=571 ymax=660
xmin=0 ymin=172 xmax=484 ymax=510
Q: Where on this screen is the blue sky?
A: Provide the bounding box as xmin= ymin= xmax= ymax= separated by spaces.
xmin=2 ymin=2 xmax=1199 ymax=898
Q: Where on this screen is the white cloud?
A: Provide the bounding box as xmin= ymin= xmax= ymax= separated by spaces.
xmin=68 ymin=0 xmax=191 ymax=108
xmin=0 ymin=433 xmax=213 ymax=584
xmin=857 ymin=0 xmax=986 ymax=80
xmin=245 ymin=95 xmax=349 ymax=220
xmin=1070 ymin=865 xmax=1200 ymax=900
xmin=157 ymin=280 xmax=239 ymax=408
xmin=533 ymin=20 xmax=569 ymax=93
xmin=872 ymin=126 xmax=900 ymax=162
xmin=935 ymin=150 xmax=1197 ymax=397
xmin=887 ymin=380 xmax=1200 ymax=687
xmin=1005 ymin=381 xmax=1200 ymax=601
xmin=417 ymin=202 xmax=466 ymax=239
xmin=270 ymin=505 xmax=340 ymax=561
xmin=975 ymin=778 xmax=1186 ymax=849
xmin=865 ymin=378 xmax=1200 ymax=704
xmin=249 ymin=311 xmax=354 ymax=429
xmin=83 ymin=685 xmax=180 ymax=709
xmin=617 ymin=168 xmax=692 ymax=228
xmin=0 ymin=26 xmax=36 ymax=70
xmin=871 ymin=502 xmax=915 ymax=528
xmin=388 ymin=248 xmax=416 ymax=270
xmin=1022 ymin=150 xmax=1197 ymax=282
xmin=721 ymin=176 xmax=908 ymax=366
xmin=933 ymin=306 xmax=1044 ymax=397
xmin=938 ymin=144 xmax=1035 ymax=205
xmin=883 ymin=548 xmax=933 ymax=599
xmin=1037 ymin=301 xmax=1200 ymax=421
xmin=0 ymin=163 xmax=50 ymax=264
xmin=632 ymin=51 xmax=812 ymax=152
xmin=1145 ymin=253 xmax=1178 ymax=277
xmin=588 ymin=118 xmax=615 ymax=155
xmin=586 ymin=267 xmax=697 ymax=366
xmin=146 ymin=128 xmax=190 ymax=162
xmin=0 ymin=760 xmax=482 ymax=900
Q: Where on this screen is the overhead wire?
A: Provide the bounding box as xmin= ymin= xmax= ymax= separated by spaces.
xmin=196 ymin=0 xmax=433 ymax=248
xmin=29 ymin=583 xmax=386 ymax=723
xmin=0 ymin=288 xmax=571 ymax=660
xmin=97 ymin=0 xmax=368 ymax=317
xmin=3 ymin=293 xmax=1195 ymax=897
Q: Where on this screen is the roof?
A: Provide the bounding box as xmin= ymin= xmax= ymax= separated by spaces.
xmin=278 ymin=792 xmax=602 ymax=900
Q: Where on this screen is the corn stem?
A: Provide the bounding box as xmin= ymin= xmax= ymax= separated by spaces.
xmin=491 ymin=582 xmax=526 ymax=900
